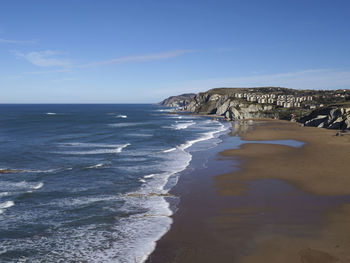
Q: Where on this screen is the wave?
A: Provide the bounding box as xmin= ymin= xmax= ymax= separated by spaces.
xmin=162 ymin=148 xmax=176 ymax=153
xmin=46 ymin=112 xmax=56 ymax=115
xmin=109 ymin=122 xmax=147 ymax=128
xmin=86 ymin=163 xmax=107 ymax=169
xmin=0 ymin=192 xmax=9 ymax=197
xmin=167 ymin=115 xmax=183 ymax=119
xmin=57 ymin=143 xmax=130 ymax=155
xmin=22 ymin=168 xmax=61 ymax=174
xmin=171 ymin=121 xmax=195 ymax=130
xmin=116 ymin=114 xmax=127 ymax=119
xmin=0 ymin=200 xmax=15 ymax=215
xmin=59 ymin=142 xmax=123 ymax=148
xmin=119 ymin=122 xmax=228 ymax=261
xmin=113 ymin=122 xmax=229 ymax=262
xmin=51 ymin=195 xmax=120 ymax=208
xmin=125 ymin=133 xmax=153 ymax=138
xmin=154 ymin=109 xmax=172 ymax=112
xmin=0 ymin=168 xmax=63 ymax=174
xmin=32 ymin=182 xmax=44 ymax=190
xmin=179 ymin=122 xmax=227 ymax=151
xmin=0 ymin=200 xmax=15 ymax=209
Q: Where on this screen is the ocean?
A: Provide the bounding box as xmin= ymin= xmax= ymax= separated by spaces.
xmin=0 ymin=104 xmax=229 ymax=263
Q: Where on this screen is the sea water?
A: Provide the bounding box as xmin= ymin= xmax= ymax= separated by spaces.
xmin=0 ymin=104 xmax=229 ymax=263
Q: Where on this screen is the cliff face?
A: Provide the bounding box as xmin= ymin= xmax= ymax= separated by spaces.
xmin=159 ymin=93 xmax=196 ymax=108
xmin=183 ymin=91 xmax=276 ymax=120
xmin=299 ymin=107 xmax=350 ymax=130
xmin=160 ymin=88 xmax=350 ymax=130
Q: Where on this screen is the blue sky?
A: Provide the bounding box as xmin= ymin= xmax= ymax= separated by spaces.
xmin=0 ymin=0 xmax=350 ymax=103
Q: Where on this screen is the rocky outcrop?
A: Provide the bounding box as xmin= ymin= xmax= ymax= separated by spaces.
xmin=159 ymin=93 xmax=196 ymax=107
xmin=299 ymin=107 xmax=350 ymax=130
xmin=182 ymin=91 xmax=276 ymax=120
xmin=160 ymin=88 xmax=350 ymax=130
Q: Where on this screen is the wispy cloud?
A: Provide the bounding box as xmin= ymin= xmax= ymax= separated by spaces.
xmin=0 ymin=38 xmax=37 ymax=44
xmin=159 ymin=69 xmax=350 ymax=96
xmin=7 ymin=69 xmax=72 ymax=80
xmin=12 ymin=49 xmax=197 ymax=70
xmin=78 ymin=49 xmax=198 ymax=68
xmin=24 ymin=69 xmax=72 ymax=75
xmin=14 ymin=50 xmax=73 ymax=67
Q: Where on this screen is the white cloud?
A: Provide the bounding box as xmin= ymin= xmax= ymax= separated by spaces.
xmin=159 ymin=69 xmax=350 ymax=96
xmin=24 ymin=69 xmax=71 ymax=75
xmin=12 ymin=49 xmax=196 ymax=70
xmin=0 ymin=38 xmax=36 ymax=44
xmin=15 ymin=50 xmax=72 ymax=67
xmin=78 ymin=49 xmax=198 ymax=68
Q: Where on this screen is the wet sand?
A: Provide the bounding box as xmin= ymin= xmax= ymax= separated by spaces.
xmin=146 ymin=120 xmax=350 ymax=263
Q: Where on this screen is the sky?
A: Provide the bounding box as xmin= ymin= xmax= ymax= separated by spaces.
xmin=0 ymin=0 xmax=350 ymax=103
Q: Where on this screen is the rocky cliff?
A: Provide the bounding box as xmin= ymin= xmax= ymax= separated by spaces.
xmin=170 ymin=88 xmax=278 ymax=120
xmin=299 ymin=106 xmax=350 ymax=130
xmin=160 ymin=88 xmax=350 ymax=130
xmin=159 ymin=93 xmax=195 ymax=107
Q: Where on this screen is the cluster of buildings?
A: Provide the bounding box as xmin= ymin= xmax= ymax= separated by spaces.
xmin=233 ymin=93 xmax=313 ymax=108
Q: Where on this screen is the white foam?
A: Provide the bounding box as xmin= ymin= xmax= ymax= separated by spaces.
xmin=139 ymin=179 xmax=146 ymax=183
xmin=46 ymin=112 xmax=56 ymax=115
xmin=0 ymin=180 xmax=47 ymax=195
xmin=154 ymin=109 xmax=172 ymax=112
xmin=179 ymin=122 xmax=227 ymax=151
xmin=125 ymin=133 xmax=153 ymax=138
xmin=58 ymin=143 xmax=130 ymax=155
xmin=0 ymin=200 xmax=14 ymax=209
xmin=21 ymin=168 xmax=61 ymax=173
xmin=0 ymin=180 xmax=33 ymax=191
xmin=162 ymin=148 xmax=176 ymax=153
xmin=0 ymin=192 xmax=9 ymax=197
xmin=86 ymin=163 xmax=106 ymax=169
xmin=168 ymin=115 xmax=183 ymax=119
xmin=117 ymin=151 xmax=193 ymax=262
xmin=171 ymin=121 xmax=195 ymax=130
xmin=32 ymin=182 xmax=44 ymax=190
xmin=109 ymin=122 xmax=147 ymax=128
xmin=51 ymin=195 xmax=120 ymax=208
xmin=116 ymin=114 xmax=127 ymax=118
xmin=59 ymin=142 xmax=123 ymax=148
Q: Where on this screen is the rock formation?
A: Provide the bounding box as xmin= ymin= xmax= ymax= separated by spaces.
xmin=299 ymin=107 xmax=350 ymax=130
xmin=159 ymin=93 xmax=195 ymax=108
xmin=160 ymin=88 xmax=350 ymax=130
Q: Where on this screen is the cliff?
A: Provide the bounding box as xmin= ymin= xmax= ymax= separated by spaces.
xmin=160 ymin=88 xmax=350 ymax=130
xmin=299 ymin=106 xmax=350 ymax=130
xmin=159 ymin=93 xmax=196 ymax=107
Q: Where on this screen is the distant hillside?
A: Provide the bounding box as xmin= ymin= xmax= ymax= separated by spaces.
xmin=159 ymin=93 xmax=196 ymax=107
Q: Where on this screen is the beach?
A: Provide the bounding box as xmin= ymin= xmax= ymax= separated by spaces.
xmin=147 ymin=120 xmax=350 ymax=263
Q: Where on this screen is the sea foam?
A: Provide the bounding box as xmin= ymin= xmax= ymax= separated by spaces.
xmin=58 ymin=143 xmax=130 ymax=155
xmin=0 ymin=201 xmax=15 ymax=209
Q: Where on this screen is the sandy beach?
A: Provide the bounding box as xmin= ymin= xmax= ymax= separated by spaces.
xmin=147 ymin=120 xmax=350 ymax=263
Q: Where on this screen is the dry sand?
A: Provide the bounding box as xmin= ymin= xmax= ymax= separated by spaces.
xmin=219 ymin=119 xmax=350 ymax=196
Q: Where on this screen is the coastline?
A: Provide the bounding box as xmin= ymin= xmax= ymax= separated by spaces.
xmin=146 ymin=119 xmax=350 ymax=262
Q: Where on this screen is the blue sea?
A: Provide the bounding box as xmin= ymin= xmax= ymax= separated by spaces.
xmin=0 ymin=104 xmax=229 ymax=263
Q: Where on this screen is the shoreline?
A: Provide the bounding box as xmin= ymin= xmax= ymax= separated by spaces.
xmin=146 ymin=119 xmax=350 ymax=262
